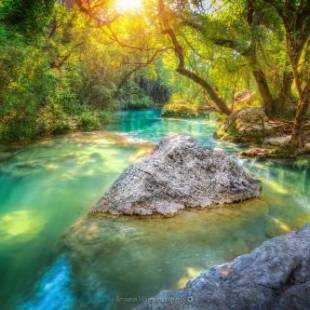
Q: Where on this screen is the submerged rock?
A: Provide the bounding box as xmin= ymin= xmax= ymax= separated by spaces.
xmin=137 ymin=223 xmax=310 ymax=310
xmin=91 ymin=135 xmax=261 ymax=216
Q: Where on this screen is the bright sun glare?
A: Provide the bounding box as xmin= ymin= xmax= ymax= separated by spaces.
xmin=115 ymin=0 xmax=143 ymax=13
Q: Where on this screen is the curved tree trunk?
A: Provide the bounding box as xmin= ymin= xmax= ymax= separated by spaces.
xmin=251 ymin=67 xmax=274 ymax=117
xmin=278 ymin=70 xmax=294 ymax=103
xmin=291 ymin=77 xmax=310 ymax=148
xmin=158 ymin=0 xmax=231 ymax=116
xmin=176 ymin=66 xmax=231 ymax=115
xmin=247 ymin=1 xmax=274 ymax=118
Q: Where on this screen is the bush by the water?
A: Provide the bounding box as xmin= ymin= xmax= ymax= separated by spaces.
xmin=162 ymin=95 xmax=207 ymax=118
xmin=0 ymin=3 xmax=168 ymax=143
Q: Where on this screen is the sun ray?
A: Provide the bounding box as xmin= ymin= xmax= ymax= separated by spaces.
xmin=115 ymin=0 xmax=142 ymax=13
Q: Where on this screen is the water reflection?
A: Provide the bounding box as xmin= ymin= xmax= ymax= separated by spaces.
xmin=63 ymin=199 xmax=269 ymax=309
xmin=0 ymin=132 xmax=150 ymax=309
xmin=18 ymin=256 xmax=73 ymax=310
xmin=105 ymin=110 xmax=217 ymax=148
xmin=0 ymin=210 xmax=44 ymax=242
xmin=0 ymin=110 xmax=309 ymax=310
xmin=176 ymin=267 xmax=203 ymax=289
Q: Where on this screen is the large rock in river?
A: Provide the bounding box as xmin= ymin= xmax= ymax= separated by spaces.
xmin=137 ymin=223 xmax=310 ymax=310
xmin=91 ymin=135 xmax=261 ymax=216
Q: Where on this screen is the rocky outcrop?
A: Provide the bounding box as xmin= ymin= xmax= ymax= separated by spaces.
xmin=304 ymin=143 xmax=310 ymax=153
xmin=91 ymin=135 xmax=261 ymax=217
xmin=137 ymin=223 xmax=310 ymax=310
xmin=233 ymin=90 xmax=256 ymax=106
xmin=217 ymin=107 xmax=292 ymax=144
xmin=225 ymin=107 xmax=269 ymax=141
xmin=263 ymin=135 xmax=292 ymax=147
xmin=240 ymin=147 xmax=270 ymax=159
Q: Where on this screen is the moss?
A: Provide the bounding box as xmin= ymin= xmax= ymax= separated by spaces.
xmin=268 ymin=145 xmax=297 ymax=159
xmin=215 ymin=121 xmax=254 ymax=144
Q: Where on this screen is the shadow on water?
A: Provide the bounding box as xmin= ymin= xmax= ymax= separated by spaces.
xmin=0 ymin=110 xmax=309 ymax=309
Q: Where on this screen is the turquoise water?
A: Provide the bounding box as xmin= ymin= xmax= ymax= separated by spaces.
xmin=0 ymin=110 xmax=309 ymax=309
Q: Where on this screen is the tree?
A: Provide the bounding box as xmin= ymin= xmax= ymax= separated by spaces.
xmin=259 ymin=0 xmax=310 ymax=147
xmin=157 ymin=0 xmax=231 ymax=115
xmin=0 ymin=0 xmax=55 ymax=34
xmin=174 ymin=0 xmax=290 ymax=117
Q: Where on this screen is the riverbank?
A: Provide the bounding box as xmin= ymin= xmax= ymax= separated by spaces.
xmin=2 ymin=107 xmax=309 ymax=160
xmin=159 ymin=105 xmax=310 ymax=159
xmin=215 ymin=107 xmax=310 ymax=159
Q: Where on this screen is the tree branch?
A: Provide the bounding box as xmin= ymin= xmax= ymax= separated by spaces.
xmin=158 ymin=0 xmax=231 ymax=115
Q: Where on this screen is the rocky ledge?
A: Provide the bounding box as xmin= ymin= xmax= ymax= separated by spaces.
xmin=91 ymin=134 xmax=261 ymax=216
xmin=138 ymin=223 xmax=310 ymax=310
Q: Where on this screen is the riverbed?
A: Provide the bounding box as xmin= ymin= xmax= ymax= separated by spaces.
xmin=0 ymin=110 xmax=309 ymax=309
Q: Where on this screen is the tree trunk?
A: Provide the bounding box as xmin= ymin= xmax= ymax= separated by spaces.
xmin=286 ymin=33 xmax=304 ymax=98
xmin=177 ymin=67 xmax=231 ymax=115
xmin=278 ymin=69 xmax=294 ymax=102
xmin=290 ymin=78 xmax=310 ymax=148
xmin=158 ymin=0 xmax=231 ymax=116
xmin=285 ymin=26 xmax=310 ymax=149
xmin=246 ymin=1 xmax=274 ymax=118
xmin=252 ymin=68 xmax=274 ymax=117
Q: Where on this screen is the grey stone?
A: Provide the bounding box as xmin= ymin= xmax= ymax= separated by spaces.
xmin=264 ymin=135 xmax=292 ymax=147
xmin=91 ymin=134 xmax=261 ymax=217
xmin=137 ymin=224 xmax=310 ymax=310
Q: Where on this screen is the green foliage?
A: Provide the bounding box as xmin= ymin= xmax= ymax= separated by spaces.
xmin=0 ymin=3 xmax=119 ymax=142
xmin=162 ymin=94 xmax=202 ymax=118
xmin=78 ymin=112 xmax=101 ymax=131
xmin=0 ymin=0 xmax=54 ymax=35
xmin=118 ymin=80 xmax=154 ymax=110
xmin=0 ymin=0 xmax=308 ymax=143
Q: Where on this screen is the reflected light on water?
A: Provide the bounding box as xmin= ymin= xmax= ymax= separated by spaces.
xmin=271 ymin=217 xmax=291 ymax=233
xmin=0 ymin=210 xmax=44 ymax=241
xmin=18 ymin=256 xmax=73 ymax=310
xmin=176 ymin=267 xmax=203 ymax=289
xmin=262 ymin=179 xmax=289 ymax=195
xmin=129 ymin=147 xmax=153 ymax=162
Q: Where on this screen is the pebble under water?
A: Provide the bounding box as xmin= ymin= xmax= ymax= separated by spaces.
xmin=0 ymin=110 xmax=309 ymax=309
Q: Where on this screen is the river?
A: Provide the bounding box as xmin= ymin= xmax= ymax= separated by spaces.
xmin=0 ymin=109 xmax=309 ymax=309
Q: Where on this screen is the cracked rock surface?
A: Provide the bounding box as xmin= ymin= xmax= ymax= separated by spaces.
xmin=137 ymin=223 xmax=310 ymax=310
xmin=92 ymin=134 xmax=261 ymax=216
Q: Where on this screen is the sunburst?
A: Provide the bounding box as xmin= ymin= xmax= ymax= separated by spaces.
xmin=115 ymin=0 xmax=143 ymax=13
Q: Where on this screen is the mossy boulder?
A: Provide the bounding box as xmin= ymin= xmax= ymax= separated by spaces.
xmin=216 ymin=108 xmax=291 ymax=145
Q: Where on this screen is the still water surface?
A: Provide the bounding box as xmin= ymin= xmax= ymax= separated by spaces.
xmin=0 ymin=110 xmax=309 ymax=309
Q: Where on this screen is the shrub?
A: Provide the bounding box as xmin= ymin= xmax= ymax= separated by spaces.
xmin=78 ymin=112 xmax=101 ymax=131
xmin=162 ymin=95 xmax=201 ymax=118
